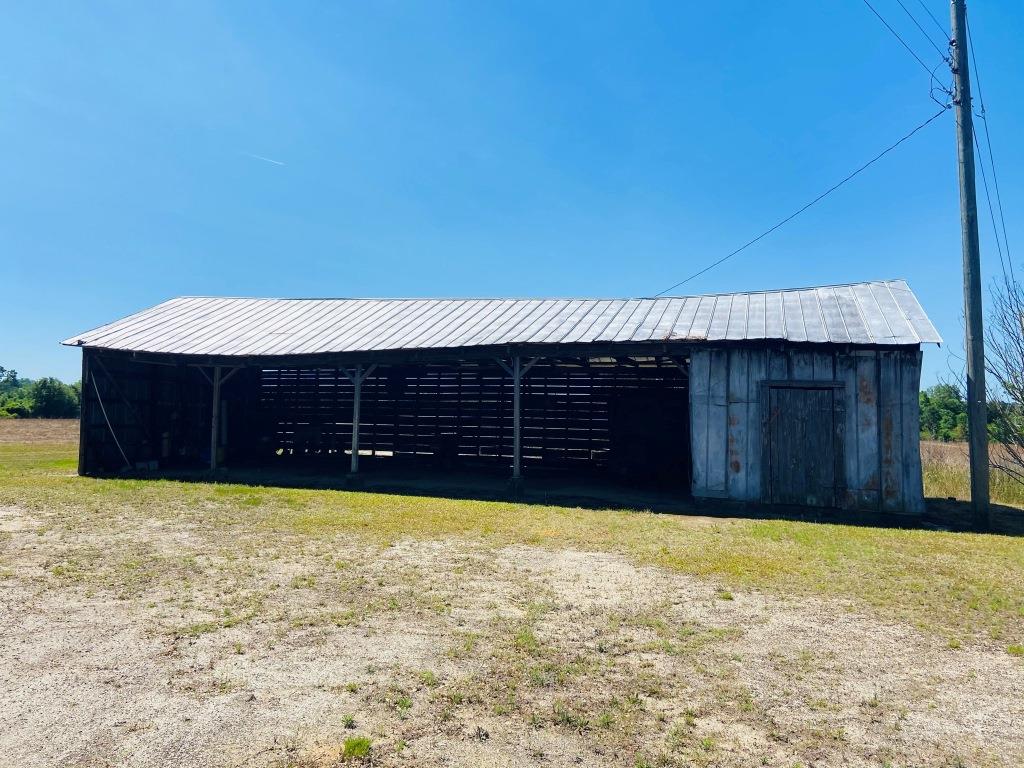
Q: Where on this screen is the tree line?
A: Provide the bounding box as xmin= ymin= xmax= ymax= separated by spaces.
xmin=915 ymin=384 xmax=1018 ymax=443
xmin=0 ymin=366 xmax=80 ymax=419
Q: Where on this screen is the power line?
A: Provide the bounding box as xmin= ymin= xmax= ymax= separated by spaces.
xmin=894 ymin=0 xmax=950 ymax=61
xmin=861 ymin=0 xmax=939 ymax=77
xmin=973 ymin=124 xmax=1010 ymax=285
xmin=651 ymin=107 xmax=950 ymax=297
xmin=862 ymin=0 xmax=952 ymax=106
xmin=966 ymin=9 xmax=1014 ymax=284
xmin=916 ymin=0 xmax=949 ymax=39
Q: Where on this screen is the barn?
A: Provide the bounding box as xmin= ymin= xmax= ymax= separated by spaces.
xmin=63 ymin=279 xmax=940 ymax=515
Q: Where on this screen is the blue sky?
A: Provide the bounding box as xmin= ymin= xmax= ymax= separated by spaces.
xmin=1 ymin=1 xmax=1020 ymax=385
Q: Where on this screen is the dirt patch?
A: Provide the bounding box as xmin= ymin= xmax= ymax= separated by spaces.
xmin=0 ymin=505 xmax=1021 ymax=767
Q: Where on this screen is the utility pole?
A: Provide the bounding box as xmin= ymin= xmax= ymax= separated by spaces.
xmin=950 ymin=0 xmax=990 ymax=529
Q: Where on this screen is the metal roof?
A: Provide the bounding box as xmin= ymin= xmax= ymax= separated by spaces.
xmin=62 ymin=279 xmax=941 ymax=357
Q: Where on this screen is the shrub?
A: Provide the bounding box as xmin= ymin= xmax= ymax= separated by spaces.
xmin=29 ymin=377 xmax=80 ymax=418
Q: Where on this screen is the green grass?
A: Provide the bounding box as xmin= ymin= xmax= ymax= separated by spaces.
xmin=341 ymin=736 xmax=371 ymax=760
xmin=1 ymin=441 xmax=1023 ymax=640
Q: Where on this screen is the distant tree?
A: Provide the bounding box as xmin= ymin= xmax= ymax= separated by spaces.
xmin=0 ymin=366 xmax=22 ymax=393
xmin=0 ymin=366 xmax=81 ymax=418
xmin=0 ymin=394 xmax=33 ymax=418
xmin=27 ymin=377 xmax=79 ymax=418
xmin=919 ymin=384 xmax=968 ymax=442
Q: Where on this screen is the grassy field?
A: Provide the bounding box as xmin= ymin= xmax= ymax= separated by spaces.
xmin=922 ymin=439 xmax=1024 ymax=506
xmin=1 ymin=420 xmax=1023 ymax=767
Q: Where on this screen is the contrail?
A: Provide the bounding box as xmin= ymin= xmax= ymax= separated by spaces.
xmin=243 ymin=152 xmax=286 ymax=166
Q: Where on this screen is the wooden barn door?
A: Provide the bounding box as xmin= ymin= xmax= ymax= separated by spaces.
xmin=762 ymin=383 xmax=845 ymax=508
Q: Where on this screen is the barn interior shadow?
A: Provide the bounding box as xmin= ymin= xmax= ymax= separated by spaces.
xmin=101 ymin=464 xmax=1024 ymax=536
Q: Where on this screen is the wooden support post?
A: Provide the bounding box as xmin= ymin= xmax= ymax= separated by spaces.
xmin=496 ymin=355 xmax=540 ymax=490
xmin=351 ymin=363 xmax=363 ymax=474
xmin=512 ymin=356 xmax=522 ymax=481
xmin=210 ymin=365 xmax=221 ymax=471
xmin=343 ymin=364 xmax=377 ymax=475
xmin=78 ymin=350 xmax=90 ymax=476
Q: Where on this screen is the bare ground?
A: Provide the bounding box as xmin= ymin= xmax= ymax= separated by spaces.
xmin=1 ymin=500 xmax=1021 ymax=768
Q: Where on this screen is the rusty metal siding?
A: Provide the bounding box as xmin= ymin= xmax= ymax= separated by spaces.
xmin=691 ymin=345 xmax=925 ymax=514
xmin=62 ymin=280 xmax=940 ymax=357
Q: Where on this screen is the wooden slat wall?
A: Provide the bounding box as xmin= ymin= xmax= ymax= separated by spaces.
xmin=690 ymin=346 xmax=925 ymax=514
xmin=79 ymin=352 xmax=211 ymax=474
xmin=256 ymin=360 xmax=688 ymax=474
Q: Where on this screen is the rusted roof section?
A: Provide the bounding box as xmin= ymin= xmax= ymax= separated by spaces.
xmin=62 ymin=279 xmax=940 ymax=356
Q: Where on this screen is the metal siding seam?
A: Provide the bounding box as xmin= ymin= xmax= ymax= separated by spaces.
xmin=630 ymin=298 xmax=669 ymax=341
xmin=746 ymin=292 xmax=767 ymax=338
xmin=163 ymin=298 xmax=292 ymax=354
xmin=150 ymin=298 xmax=260 ymax=353
xmin=373 ymin=300 xmax=454 ymax=350
xmin=338 ymin=299 xmax=440 ymax=352
xmin=869 ymin=282 xmax=913 ymax=344
xmin=589 ymin=300 xmax=634 ymax=341
xmin=821 ymin=287 xmax=853 ymax=344
xmin=125 ymin=298 xmax=245 ymax=353
xmin=668 ymin=297 xmax=700 ymax=339
xmin=257 ymin=299 xmax=371 ymax=355
xmin=560 ymin=300 xmax=615 ymax=344
xmin=688 ymin=296 xmax=717 ymax=339
xmin=527 ymin=299 xmax=585 ymax=344
xmin=429 ymin=299 xmax=506 ymax=348
xmin=452 ymin=300 xmax=521 ymax=347
xmin=851 ymin=283 xmax=892 ymax=343
xmin=834 ymin=285 xmax=872 ymax=344
xmin=85 ymin=297 xmax=215 ymax=350
xmin=582 ymin=300 xmax=628 ymax=342
xmin=707 ymin=295 xmax=732 ymax=340
xmin=888 ymin=280 xmax=941 ymax=343
xmin=603 ymin=300 xmax=648 ymax=342
xmin=232 ymin=299 xmax=326 ymax=354
xmin=540 ymin=300 xmax=596 ymax=344
xmin=402 ymin=299 xmax=488 ymax=349
xmin=883 ymin=281 xmax=921 ymax=343
xmin=318 ymin=299 xmax=422 ymax=352
xmin=511 ymin=300 xmax=574 ymax=344
xmin=476 ymin=300 xmax=547 ymax=347
xmin=782 ymin=292 xmax=808 ymax=342
xmin=198 ymin=299 xmax=325 ymax=356
xmin=651 ymin=298 xmax=686 ymax=340
xmin=70 ymin=298 xmax=195 ymax=348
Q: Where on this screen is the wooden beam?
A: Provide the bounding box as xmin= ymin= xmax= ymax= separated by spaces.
xmin=78 ymin=350 xmax=89 ymax=475
xmin=210 ymin=366 xmax=221 ymax=471
xmin=512 ymin=356 xmax=521 ymax=480
xmin=342 ymin=363 xmax=377 ymax=474
xmin=351 ymin=363 xmax=363 ymax=474
xmin=194 ymin=365 xmax=213 ymax=385
xmin=495 ymin=356 xmax=541 ymax=483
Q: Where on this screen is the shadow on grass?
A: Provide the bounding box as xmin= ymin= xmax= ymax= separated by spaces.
xmin=89 ymin=459 xmax=1024 ymax=536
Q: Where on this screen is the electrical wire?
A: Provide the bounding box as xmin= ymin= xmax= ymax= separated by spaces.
xmin=916 ymin=0 xmax=949 ymax=40
xmin=651 ymin=107 xmax=950 ymax=297
xmin=861 ymin=0 xmax=939 ymax=77
xmin=894 ymin=0 xmax=950 ymax=61
xmin=973 ymin=124 xmax=1011 ymax=286
xmin=966 ymin=9 xmax=1014 ymax=285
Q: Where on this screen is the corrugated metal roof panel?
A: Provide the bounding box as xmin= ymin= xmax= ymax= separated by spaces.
xmin=62 ymin=279 xmax=942 ymax=356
